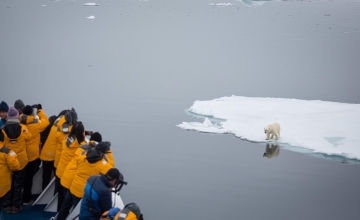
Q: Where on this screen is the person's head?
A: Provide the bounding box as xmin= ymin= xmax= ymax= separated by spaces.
xmin=90 ymin=132 xmax=102 ymax=143
xmin=14 ymin=99 xmax=25 ymax=113
xmin=22 ymin=105 xmax=34 ymax=116
xmin=70 ymin=121 xmax=85 ymax=144
xmin=7 ymin=106 xmax=19 ymax=120
xmin=105 ymin=168 xmax=124 ymax=188
xmin=0 ymin=101 xmax=9 ymax=120
xmin=57 ymin=109 xmax=68 ymax=118
xmin=95 ymin=141 xmax=111 ymax=154
xmin=65 ymin=108 xmax=78 ymax=125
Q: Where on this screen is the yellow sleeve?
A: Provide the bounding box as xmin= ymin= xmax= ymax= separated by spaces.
xmin=37 ymin=109 xmax=50 ymax=132
xmin=22 ymin=125 xmax=32 ymax=141
xmin=100 ymin=161 xmax=113 ymax=175
xmin=107 ymin=150 xmax=115 ymax=167
xmin=6 ymin=150 xmax=21 ymax=171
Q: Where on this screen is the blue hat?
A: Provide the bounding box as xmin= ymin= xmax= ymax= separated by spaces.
xmin=0 ymin=101 xmax=9 ymax=112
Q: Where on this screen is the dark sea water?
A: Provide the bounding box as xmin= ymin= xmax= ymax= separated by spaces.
xmin=1 ymin=0 xmax=360 ymax=219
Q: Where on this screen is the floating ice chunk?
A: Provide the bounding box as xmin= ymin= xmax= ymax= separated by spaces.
xmin=41 ymin=5 xmax=47 ymax=7
xmin=209 ymin=3 xmax=235 ymax=6
xmin=86 ymin=16 xmax=95 ymax=20
xmin=237 ymin=0 xmax=268 ymax=7
xmin=177 ymin=117 xmax=227 ymax=134
xmin=83 ymin=3 xmax=99 ymax=6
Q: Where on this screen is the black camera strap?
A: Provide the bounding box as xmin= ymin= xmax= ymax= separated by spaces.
xmin=87 ymin=176 xmax=102 ymax=218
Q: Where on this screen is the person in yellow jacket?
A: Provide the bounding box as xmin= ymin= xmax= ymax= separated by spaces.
xmin=54 ymin=108 xmax=77 ymax=168
xmin=56 ymin=121 xmax=86 ymax=180
xmin=53 ymin=108 xmax=77 ymax=211
xmin=61 ymin=139 xmax=115 ymax=216
xmin=20 ymin=104 xmax=50 ymax=205
xmin=56 ymin=121 xmax=85 ymax=211
xmin=1 ymin=106 xmax=31 ymax=214
xmin=70 ymin=142 xmax=113 ymax=205
xmin=0 ymin=130 xmax=21 ymax=215
xmin=57 ymin=142 xmax=113 ymax=220
xmin=60 ymin=139 xmax=115 ymax=195
xmin=60 ymin=132 xmax=103 ymax=191
xmin=57 ymin=132 xmax=103 ymax=220
xmin=39 ymin=110 xmax=67 ymax=190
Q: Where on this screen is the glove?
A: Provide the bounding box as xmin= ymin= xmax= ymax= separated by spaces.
xmin=106 ymin=207 xmax=121 ymax=219
xmin=37 ymin=104 xmax=42 ymax=110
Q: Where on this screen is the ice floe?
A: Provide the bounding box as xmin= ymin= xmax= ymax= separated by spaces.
xmin=209 ymin=3 xmax=236 ymax=6
xmin=86 ymin=16 xmax=95 ymax=20
xmin=83 ymin=3 xmax=99 ymax=6
xmin=177 ymin=96 xmax=360 ymax=160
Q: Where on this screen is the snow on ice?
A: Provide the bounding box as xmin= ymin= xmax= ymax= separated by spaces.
xmin=177 ymin=96 xmax=360 ymax=160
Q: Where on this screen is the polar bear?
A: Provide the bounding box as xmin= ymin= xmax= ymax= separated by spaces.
xmin=264 ymin=122 xmax=280 ymax=140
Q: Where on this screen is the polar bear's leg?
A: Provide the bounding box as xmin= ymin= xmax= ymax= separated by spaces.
xmin=274 ymin=131 xmax=279 ymax=140
xmin=270 ymin=133 xmax=274 ymax=139
xmin=266 ymin=132 xmax=270 ymax=140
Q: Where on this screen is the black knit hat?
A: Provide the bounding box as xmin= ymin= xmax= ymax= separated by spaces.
xmin=106 ymin=168 xmax=124 ymax=182
xmin=14 ymin=99 xmax=25 ymax=111
xmin=23 ymin=105 xmax=33 ymax=116
xmin=95 ymin=141 xmax=111 ymax=153
xmin=0 ymin=101 xmax=9 ymax=112
xmin=90 ymin=132 xmax=102 ymax=142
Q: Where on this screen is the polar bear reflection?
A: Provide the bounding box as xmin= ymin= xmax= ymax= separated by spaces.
xmin=263 ymin=143 xmax=280 ymax=159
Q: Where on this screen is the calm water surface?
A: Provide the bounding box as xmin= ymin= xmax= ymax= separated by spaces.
xmin=1 ymin=0 xmax=360 ymax=219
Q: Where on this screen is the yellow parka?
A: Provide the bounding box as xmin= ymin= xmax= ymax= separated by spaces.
xmin=0 ymin=142 xmax=21 ymax=197
xmin=69 ymin=149 xmax=113 ymax=198
xmin=61 ymin=142 xmax=114 ymax=190
xmin=61 ymin=142 xmax=95 ymax=189
xmin=54 ymin=121 xmax=72 ymax=168
xmin=114 ymin=210 xmax=138 ymax=220
xmin=2 ymin=122 xmax=31 ymax=170
xmin=40 ymin=116 xmax=65 ymax=161
xmin=20 ymin=109 xmax=50 ymax=162
xmin=56 ymin=134 xmax=86 ymax=179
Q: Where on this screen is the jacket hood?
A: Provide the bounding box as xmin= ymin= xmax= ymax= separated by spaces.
xmin=20 ymin=114 xmax=38 ymax=125
xmin=3 ymin=123 xmax=21 ymax=139
xmin=79 ymin=142 xmax=96 ymax=151
xmin=86 ymin=148 xmax=103 ymax=164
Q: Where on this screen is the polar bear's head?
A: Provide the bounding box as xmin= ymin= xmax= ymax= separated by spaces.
xmin=264 ymin=125 xmax=272 ymax=134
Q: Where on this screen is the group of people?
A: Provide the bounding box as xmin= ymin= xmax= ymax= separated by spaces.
xmin=0 ymin=100 xmax=143 ymax=220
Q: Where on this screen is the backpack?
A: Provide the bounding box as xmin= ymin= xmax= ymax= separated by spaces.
xmin=102 ymin=203 xmax=143 ymax=220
